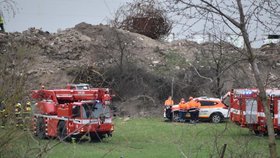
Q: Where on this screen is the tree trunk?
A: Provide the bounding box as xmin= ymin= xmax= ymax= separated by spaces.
xmin=250 ymin=60 xmax=277 ymax=158
xmin=236 ymin=0 xmax=277 ymax=156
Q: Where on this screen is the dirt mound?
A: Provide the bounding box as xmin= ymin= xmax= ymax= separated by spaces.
xmin=1 ymin=22 xmax=280 ymax=117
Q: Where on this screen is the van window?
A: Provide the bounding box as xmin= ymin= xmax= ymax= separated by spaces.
xmin=199 ymin=101 xmax=217 ymax=106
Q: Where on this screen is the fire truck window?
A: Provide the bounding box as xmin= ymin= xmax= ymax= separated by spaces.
xmin=76 ymin=86 xmax=83 ymax=90
xmin=81 ymin=104 xmax=92 ymax=118
xmin=70 ymin=86 xmax=76 ymax=90
xmin=77 ymin=85 xmax=89 ymax=90
xmin=80 ymin=102 xmax=109 ymax=118
xmin=92 ymin=103 xmax=103 ymax=118
xmin=199 ymin=101 xmax=217 ymax=106
xmin=103 ymin=106 xmax=111 ymax=118
xmin=72 ymin=106 xmax=80 ymax=118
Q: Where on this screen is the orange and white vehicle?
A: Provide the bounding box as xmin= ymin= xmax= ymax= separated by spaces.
xmin=228 ymin=88 xmax=280 ymax=135
xmin=170 ymin=97 xmax=229 ymax=123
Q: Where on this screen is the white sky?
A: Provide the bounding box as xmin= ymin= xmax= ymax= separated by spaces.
xmin=1 ymin=0 xmax=274 ymax=47
xmin=4 ymin=0 xmax=131 ymax=32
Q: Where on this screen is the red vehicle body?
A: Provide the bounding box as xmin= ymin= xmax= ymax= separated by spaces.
xmin=228 ymin=88 xmax=280 ymax=135
xmin=32 ymin=84 xmax=114 ymax=141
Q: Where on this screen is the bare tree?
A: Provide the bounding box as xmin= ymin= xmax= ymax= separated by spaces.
xmin=166 ymin=0 xmax=280 ymax=157
xmin=0 ymin=0 xmax=17 ymax=18
xmin=195 ymin=37 xmax=246 ymax=96
xmin=0 ymin=42 xmax=38 ymax=157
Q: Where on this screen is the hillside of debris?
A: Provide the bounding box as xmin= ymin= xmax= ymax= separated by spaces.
xmin=0 ymin=22 xmax=280 ymax=117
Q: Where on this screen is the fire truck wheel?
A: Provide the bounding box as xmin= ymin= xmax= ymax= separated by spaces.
xmin=253 ymin=130 xmax=260 ymax=135
xmin=36 ymin=117 xmax=46 ymax=139
xmin=254 ymin=130 xmax=268 ymax=136
xmin=210 ymin=113 xmax=222 ymax=123
xmin=57 ymin=121 xmax=69 ymax=141
xmin=90 ymin=133 xmax=104 ymax=142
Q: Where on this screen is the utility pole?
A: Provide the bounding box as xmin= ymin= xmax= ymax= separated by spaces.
xmin=171 ymin=77 xmax=174 ymax=98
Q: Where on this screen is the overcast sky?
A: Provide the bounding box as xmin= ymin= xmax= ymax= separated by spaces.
xmin=4 ymin=0 xmax=131 ymax=32
xmin=1 ymin=0 xmax=275 ymax=48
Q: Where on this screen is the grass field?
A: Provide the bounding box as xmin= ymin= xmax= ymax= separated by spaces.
xmin=2 ymin=117 xmax=280 ymax=158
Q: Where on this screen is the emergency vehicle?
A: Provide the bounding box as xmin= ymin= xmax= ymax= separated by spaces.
xmin=227 ymin=88 xmax=280 ymax=135
xmin=167 ymin=97 xmax=229 ymax=123
xmin=32 ymin=84 xmax=114 ymax=141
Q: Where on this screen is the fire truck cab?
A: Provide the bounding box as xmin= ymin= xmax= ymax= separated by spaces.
xmin=66 ymin=83 xmax=91 ymax=90
xmin=228 ymin=88 xmax=280 ymax=135
xmin=32 ymin=84 xmax=114 ymax=141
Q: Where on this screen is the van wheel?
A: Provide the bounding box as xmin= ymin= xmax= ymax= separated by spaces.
xmin=211 ymin=114 xmax=222 ymax=123
xmin=36 ymin=117 xmax=46 ymax=139
xmin=172 ymin=111 xmax=179 ymax=122
xmin=57 ymin=121 xmax=69 ymax=141
xmin=253 ymin=130 xmax=260 ymax=135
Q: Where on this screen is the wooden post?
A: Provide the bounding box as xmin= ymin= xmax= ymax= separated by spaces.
xmin=220 ymin=144 xmax=227 ymax=158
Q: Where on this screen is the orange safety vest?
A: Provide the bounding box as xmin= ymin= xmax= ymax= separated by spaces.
xmin=164 ymin=99 xmax=174 ymax=106
xmin=179 ymin=102 xmax=189 ymax=110
xmin=189 ymin=100 xmax=201 ymax=109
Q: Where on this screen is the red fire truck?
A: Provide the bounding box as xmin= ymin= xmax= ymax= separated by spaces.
xmin=227 ymin=88 xmax=280 ymax=135
xmin=32 ymin=83 xmax=114 ymax=141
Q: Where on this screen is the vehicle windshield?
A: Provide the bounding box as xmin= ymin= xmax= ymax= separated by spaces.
xmin=76 ymin=85 xmax=90 ymax=90
xmin=81 ymin=102 xmax=111 ymax=119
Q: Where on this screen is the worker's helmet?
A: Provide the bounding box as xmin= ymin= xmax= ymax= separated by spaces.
xmin=15 ymin=103 xmax=21 ymax=107
xmin=189 ymin=97 xmax=193 ymax=100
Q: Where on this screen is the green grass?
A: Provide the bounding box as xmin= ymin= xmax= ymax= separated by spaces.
xmin=2 ymin=118 xmax=280 ymax=158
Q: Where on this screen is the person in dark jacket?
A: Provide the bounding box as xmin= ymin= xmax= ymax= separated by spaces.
xmin=0 ymin=15 xmax=5 ymax=32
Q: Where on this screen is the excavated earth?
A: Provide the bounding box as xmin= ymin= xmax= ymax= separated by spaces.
xmin=0 ymin=22 xmax=280 ymax=117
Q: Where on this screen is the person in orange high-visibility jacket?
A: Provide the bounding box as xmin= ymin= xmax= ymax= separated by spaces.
xmin=164 ymin=96 xmax=174 ymax=106
xmin=164 ymin=96 xmax=174 ymax=120
xmin=188 ymin=97 xmax=201 ymax=124
xmin=178 ymin=98 xmax=188 ymax=122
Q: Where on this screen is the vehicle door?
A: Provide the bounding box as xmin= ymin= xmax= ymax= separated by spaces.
xmin=245 ymin=98 xmax=258 ymax=124
xmin=198 ymin=100 xmax=218 ymax=118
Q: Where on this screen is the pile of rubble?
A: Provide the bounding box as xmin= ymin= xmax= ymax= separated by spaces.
xmin=43 ymin=29 xmax=92 ymax=60
xmin=1 ymin=22 xmax=280 ymax=117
